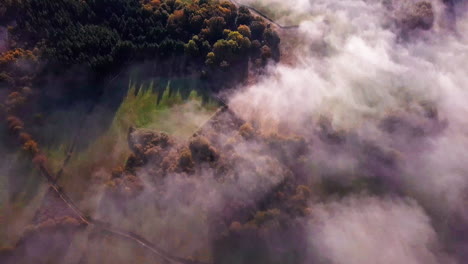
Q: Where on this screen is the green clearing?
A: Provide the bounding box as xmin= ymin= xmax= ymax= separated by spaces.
xmin=44 ymin=78 xmax=219 ymax=208
xmin=1 ymin=77 xmax=219 ymax=250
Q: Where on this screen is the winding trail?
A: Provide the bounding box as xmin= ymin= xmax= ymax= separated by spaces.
xmin=37 ymin=162 xmax=208 ymax=264
xmin=230 ymin=0 xmax=300 ymax=30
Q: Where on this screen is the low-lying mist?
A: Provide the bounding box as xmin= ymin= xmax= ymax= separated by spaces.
xmin=4 ymin=0 xmax=468 ymax=263
xmin=226 ymin=0 xmax=468 ymax=262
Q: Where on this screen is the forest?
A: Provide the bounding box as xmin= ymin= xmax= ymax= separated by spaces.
xmin=2 ymin=0 xmax=468 ymax=264
xmin=0 ymin=0 xmax=279 ymax=98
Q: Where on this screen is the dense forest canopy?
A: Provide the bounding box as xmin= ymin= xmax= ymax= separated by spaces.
xmin=0 ymin=0 xmax=282 ymax=159
xmin=1 ymin=0 xmax=279 ymax=86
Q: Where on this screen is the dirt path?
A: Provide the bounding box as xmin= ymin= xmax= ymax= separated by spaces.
xmin=33 ymin=162 xmax=209 ymax=264
xmin=229 ymin=0 xmax=300 ymax=30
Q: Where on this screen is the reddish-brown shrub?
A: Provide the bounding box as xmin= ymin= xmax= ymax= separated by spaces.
xmin=23 ymin=139 xmax=39 ymax=155
xmin=18 ymin=132 xmax=32 ymax=143
xmin=6 ymin=115 xmax=24 ymax=134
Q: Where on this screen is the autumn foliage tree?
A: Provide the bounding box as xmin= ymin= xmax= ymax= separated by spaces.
xmin=3 ymin=0 xmax=280 ymax=96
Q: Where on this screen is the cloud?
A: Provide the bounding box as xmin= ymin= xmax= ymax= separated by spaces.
xmin=229 ymin=0 xmax=468 ymax=210
xmin=308 ymin=196 xmax=454 ymax=264
xmin=226 ymin=0 xmax=468 ymax=261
